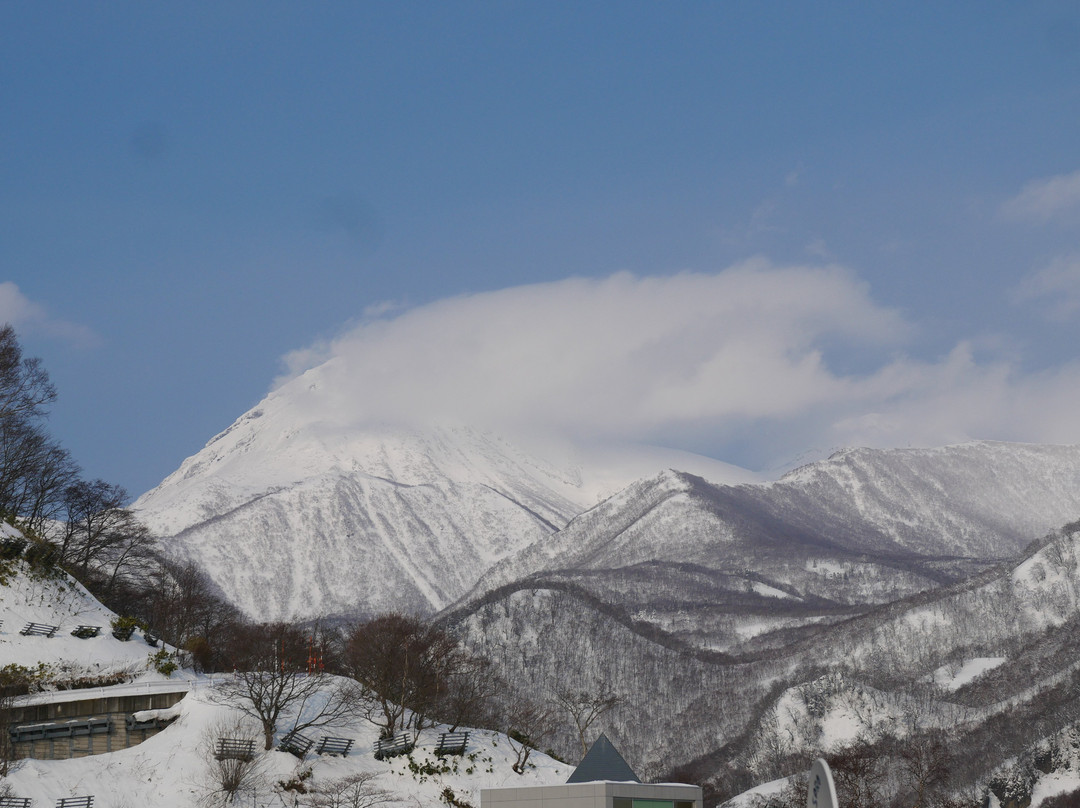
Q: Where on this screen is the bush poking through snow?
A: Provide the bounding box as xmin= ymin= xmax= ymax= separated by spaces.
xmin=199 ymin=717 xmax=266 ymax=808
xmin=300 ymin=772 xmax=391 ymax=808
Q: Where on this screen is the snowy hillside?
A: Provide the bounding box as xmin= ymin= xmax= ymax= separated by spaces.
xmin=0 ymin=537 xmax=573 ymax=807
xmin=444 ymin=519 xmax=1080 ymax=803
xmin=453 ymin=442 xmax=1080 ymax=664
xmin=0 ymin=525 xmax=179 ymax=685
xmin=134 ymin=359 xmax=758 ymax=621
xmin=471 ymin=442 xmax=1080 ymax=602
xmin=3 ymin=682 xmax=573 ymax=808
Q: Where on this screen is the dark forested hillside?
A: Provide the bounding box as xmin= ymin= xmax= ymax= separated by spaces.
xmin=440 ymin=520 xmax=1080 ymax=805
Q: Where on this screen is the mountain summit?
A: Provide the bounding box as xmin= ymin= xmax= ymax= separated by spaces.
xmin=134 ymin=361 xmax=755 ymax=621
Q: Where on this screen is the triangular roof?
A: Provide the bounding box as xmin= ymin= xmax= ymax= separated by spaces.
xmin=566 ymin=733 xmax=641 ymax=783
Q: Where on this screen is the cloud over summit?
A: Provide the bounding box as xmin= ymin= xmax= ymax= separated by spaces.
xmin=275 ymin=263 xmax=1080 ymax=468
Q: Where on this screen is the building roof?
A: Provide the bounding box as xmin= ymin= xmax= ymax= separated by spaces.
xmin=566 ymin=733 xmax=641 ymax=783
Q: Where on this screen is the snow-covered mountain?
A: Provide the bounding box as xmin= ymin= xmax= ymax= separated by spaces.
xmin=134 ymin=360 xmax=757 ymax=621
xmin=137 ymin=350 xmax=1080 ymax=627
xmin=442 ymin=518 xmax=1080 ymax=802
xmin=454 ymin=441 xmax=1080 ymax=654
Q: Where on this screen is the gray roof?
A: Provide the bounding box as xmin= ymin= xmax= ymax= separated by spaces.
xmin=566 ymin=733 xmax=641 ymax=783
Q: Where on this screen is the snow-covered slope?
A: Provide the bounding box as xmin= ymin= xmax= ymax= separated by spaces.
xmin=445 ymin=519 xmax=1080 ymax=801
xmin=0 ymin=530 xmax=175 ymax=683
xmin=466 ymin=441 xmax=1080 ymax=609
xmin=134 ymin=359 xmax=758 ymax=621
xmin=3 ymin=682 xmax=572 ymax=808
xmin=0 ymin=528 xmax=573 ymax=808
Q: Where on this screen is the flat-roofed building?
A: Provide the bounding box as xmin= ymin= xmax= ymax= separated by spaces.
xmin=481 ymin=735 xmax=701 ymax=808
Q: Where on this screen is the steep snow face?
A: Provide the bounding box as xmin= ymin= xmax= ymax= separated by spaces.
xmin=771 ymin=441 xmax=1080 ymax=557
xmin=476 ymin=441 xmax=1080 ymax=599
xmin=135 ymin=360 xmax=758 ymax=621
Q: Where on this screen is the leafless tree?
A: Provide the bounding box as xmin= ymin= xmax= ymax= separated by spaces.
xmin=552 ymin=685 xmax=623 ymax=759
xmin=216 ymin=622 xmax=357 ymax=750
xmin=342 ymin=613 xmax=468 ymax=738
xmin=0 ymin=326 xmax=75 ymax=530
xmin=897 ymin=732 xmax=953 ymax=808
xmin=441 ymin=654 xmax=502 ymax=732
xmin=301 ymin=772 xmax=392 ymax=808
xmin=141 ymin=559 xmax=243 ymax=671
xmin=60 ymin=478 xmax=157 ymax=595
xmin=502 ymin=699 xmax=556 ymax=775
xmin=827 ymin=739 xmax=889 ymax=808
xmin=199 ymin=716 xmax=266 ymax=808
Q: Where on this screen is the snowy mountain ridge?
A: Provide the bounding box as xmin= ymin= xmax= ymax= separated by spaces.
xmin=133 ymin=359 xmax=760 ymax=621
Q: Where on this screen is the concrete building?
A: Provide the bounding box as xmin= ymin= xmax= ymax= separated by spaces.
xmin=481 ymin=735 xmax=702 ymax=808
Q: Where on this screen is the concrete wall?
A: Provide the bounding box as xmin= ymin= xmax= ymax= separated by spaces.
xmin=481 ymin=781 xmax=703 ymax=808
xmin=8 ymin=690 xmax=188 ymax=760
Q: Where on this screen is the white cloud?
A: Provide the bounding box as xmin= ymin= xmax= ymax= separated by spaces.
xmin=1012 ymin=254 xmax=1080 ymax=320
xmin=274 ymin=262 xmax=1080 ymax=468
xmin=1001 ymin=169 xmax=1080 ymax=222
xmin=0 ymin=282 xmax=99 ymax=346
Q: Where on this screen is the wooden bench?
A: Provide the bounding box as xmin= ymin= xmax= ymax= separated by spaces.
xmin=70 ymin=625 xmax=100 ymax=639
xmin=0 ymin=796 xmax=32 ymax=808
xmin=435 ymin=731 xmax=469 ymax=756
xmin=111 ymin=624 xmax=135 ymax=641
xmin=19 ymin=622 xmax=59 ymax=638
xmin=373 ymin=733 xmax=413 ymax=760
xmin=144 ymin=632 xmax=159 ymax=647
xmin=56 ymin=798 xmax=93 ymax=808
xmin=277 ymin=730 xmax=315 ymax=757
xmin=214 ymin=738 xmax=256 ymax=761
xmin=315 ymin=736 xmax=354 ymax=756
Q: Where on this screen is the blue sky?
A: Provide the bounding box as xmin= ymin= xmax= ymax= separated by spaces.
xmin=3 ymin=2 xmax=1080 ymax=499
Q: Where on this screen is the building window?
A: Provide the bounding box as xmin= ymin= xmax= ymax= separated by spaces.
xmin=614 ymin=799 xmax=694 ymax=808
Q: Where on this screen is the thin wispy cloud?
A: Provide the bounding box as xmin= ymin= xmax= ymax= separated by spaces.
xmin=0 ymin=282 xmax=99 ymax=347
xmin=1012 ymin=254 xmax=1080 ymax=320
xmin=1001 ymin=169 xmax=1080 ymax=222
xmin=274 ymin=263 xmax=1080 ymax=465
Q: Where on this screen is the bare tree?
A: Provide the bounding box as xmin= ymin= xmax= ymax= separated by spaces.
xmin=897 ymin=732 xmax=953 ymax=808
xmin=141 ymin=559 xmax=243 ymax=671
xmin=442 ymin=654 xmax=502 ymax=732
xmin=199 ymin=716 xmax=266 ymax=808
xmin=302 ymin=772 xmax=392 ymax=808
xmin=60 ymin=479 xmax=157 ymax=595
xmin=552 ymin=685 xmax=623 ymax=759
xmin=502 ymin=699 xmax=556 ymax=775
xmin=827 ymin=740 xmax=889 ymax=808
xmin=0 ymin=326 xmax=74 ymax=530
xmin=216 ymin=622 xmax=356 ymax=750
xmin=0 ymin=325 xmax=56 ymax=423
xmin=342 ymin=613 xmax=468 ymax=738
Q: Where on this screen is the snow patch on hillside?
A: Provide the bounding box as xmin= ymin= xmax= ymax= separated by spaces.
xmin=933 ymin=658 xmax=1007 ymax=691
xmin=0 ymin=557 xmax=178 ymax=682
